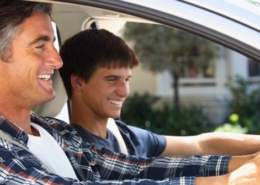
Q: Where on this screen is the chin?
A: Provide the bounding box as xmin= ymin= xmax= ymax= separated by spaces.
xmin=108 ymin=112 xmax=121 ymax=119
xmin=40 ymin=92 xmax=55 ymax=103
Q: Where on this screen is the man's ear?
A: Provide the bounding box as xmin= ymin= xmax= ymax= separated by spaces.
xmin=70 ymin=75 xmax=84 ymax=91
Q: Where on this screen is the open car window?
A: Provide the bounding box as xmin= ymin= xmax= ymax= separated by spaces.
xmin=29 ymin=0 xmax=260 ymax=131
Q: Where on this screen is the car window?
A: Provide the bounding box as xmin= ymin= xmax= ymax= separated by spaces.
xmin=31 ymin=0 xmax=260 ymax=134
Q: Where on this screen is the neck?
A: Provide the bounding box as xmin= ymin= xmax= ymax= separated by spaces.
xmin=0 ymin=85 xmax=35 ymax=134
xmin=71 ymin=99 xmax=108 ymax=139
xmin=0 ymin=104 xmax=32 ymax=134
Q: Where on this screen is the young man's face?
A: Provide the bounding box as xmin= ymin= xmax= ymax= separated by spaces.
xmin=77 ymin=67 xmax=132 ymax=119
xmin=0 ymin=12 xmax=63 ymax=108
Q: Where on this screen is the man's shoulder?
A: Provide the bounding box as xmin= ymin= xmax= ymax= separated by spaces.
xmin=31 ymin=113 xmax=75 ymax=134
xmin=31 ymin=113 xmax=83 ymax=147
xmin=32 ymin=113 xmax=67 ymax=126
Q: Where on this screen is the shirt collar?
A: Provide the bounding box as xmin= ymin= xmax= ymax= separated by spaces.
xmin=0 ymin=116 xmax=28 ymax=145
xmin=0 ymin=113 xmax=49 ymax=146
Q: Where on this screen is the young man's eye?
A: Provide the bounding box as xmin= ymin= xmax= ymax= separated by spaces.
xmin=106 ymin=78 xmax=117 ymax=83
xmin=105 ymin=76 xmax=117 ymax=81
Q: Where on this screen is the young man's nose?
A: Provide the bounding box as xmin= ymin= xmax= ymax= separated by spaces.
xmin=116 ymin=81 xmax=130 ymax=97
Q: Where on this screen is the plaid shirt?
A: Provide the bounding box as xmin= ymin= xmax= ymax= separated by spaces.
xmin=0 ymin=114 xmax=230 ymax=185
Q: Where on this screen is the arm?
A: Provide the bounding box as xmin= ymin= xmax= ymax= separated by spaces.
xmin=43 ymin=117 xmax=244 ymax=180
xmin=0 ymin=132 xmax=229 ymax=185
xmin=92 ymin=148 xmax=231 ymax=180
xmin=4 ymin=141 xmax=254 ymax=185
xmin=82 ymin=148 xmax=258 ymax=185
xmin=0 ymin=144 xmax=196 ymax=185
xmin=3 ymin=151 xmax=254 ymax=185
xmin=41 ymin=117 xmax=255 ymax=184
xmin=162 ymin=132 xmax=260 ymax=156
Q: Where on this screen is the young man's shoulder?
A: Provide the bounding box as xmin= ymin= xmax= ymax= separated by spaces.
xmin=115 ymin=119 xmax=159 ymax=136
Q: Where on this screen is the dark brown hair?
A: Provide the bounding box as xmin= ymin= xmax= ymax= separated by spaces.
xmin=60 ymin=29 xmax=139 ymax=97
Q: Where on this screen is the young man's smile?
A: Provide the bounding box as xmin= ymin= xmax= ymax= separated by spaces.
xmin=78 ymin=67 xmax=131 ymax=119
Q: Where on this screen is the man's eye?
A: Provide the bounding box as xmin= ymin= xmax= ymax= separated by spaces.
xmin=35 ymin=43 xmax=46 ymax=51
xmin=36 ymin=45 xmax=44 ymax=49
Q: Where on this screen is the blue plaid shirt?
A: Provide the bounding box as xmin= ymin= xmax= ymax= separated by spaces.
xmin=0 ymin=114 xmax=230 ymax=185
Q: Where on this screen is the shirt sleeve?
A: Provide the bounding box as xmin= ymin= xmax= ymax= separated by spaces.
xmin=127 ymin=124 xmax=166 ymax=157
xmin=115 ymin=120 xmax=166 ymax=157
xmin=91 ymin=148 xmax=230 ymax=181
xmin=0 ymin=143 xmax=198 ymax=185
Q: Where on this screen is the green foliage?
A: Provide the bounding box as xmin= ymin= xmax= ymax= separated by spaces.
xmin=123 ymin=23 xmax=219 ymax=109
xmin=121 ymin=93 xmax=214 ymax=135
xmin=223 ymin=76 xmax=260 ymax=133
xmin=121 ymin=92 xmax=160 ymax=125
xmin=152 ymin=104 xmax=214 ymax=135
xmin=123 ymin=23 xmax=218 ymax=73
xmin=214 ymin=113 xmax=248 ymax=133
xmin=215 ymin=124 xmax=248 ymax=133
xmin=228 ymin=76 xmax=250 ymax=116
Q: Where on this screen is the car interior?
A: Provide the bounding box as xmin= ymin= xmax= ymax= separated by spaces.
xmin=29 ymin=1 xmax=260 ymax=134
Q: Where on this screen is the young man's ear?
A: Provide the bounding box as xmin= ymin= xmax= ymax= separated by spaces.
xmin=70 ymin=75 xmax=84 ymax=92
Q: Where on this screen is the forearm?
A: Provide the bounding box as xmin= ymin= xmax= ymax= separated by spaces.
xmin=195 ymin=175 xmax=227 ymax=185
xmin=197 ymin=132 xmax=260 ymax=155
xmin=163 ymin=133 xmax=260 ymax=157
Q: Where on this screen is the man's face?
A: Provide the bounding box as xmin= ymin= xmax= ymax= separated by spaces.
xmin=0 ymin=12 xmax=63 ymax=108
xmin=77 ymin=67 xmax=132 ymax=119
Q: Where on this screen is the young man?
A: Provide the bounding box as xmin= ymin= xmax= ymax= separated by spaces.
xmin=60 ymin=28 xmax=260 ymax=158
xmin=0 ymin=1 xmax=259 ymax=185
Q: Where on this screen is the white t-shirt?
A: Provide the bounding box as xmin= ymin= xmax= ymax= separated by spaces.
xmin=28 ymin=123 xmax=78 ymax=179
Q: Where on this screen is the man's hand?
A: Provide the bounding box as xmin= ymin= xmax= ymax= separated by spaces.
xmin=227 ymin=154 xmax=260 ymax=185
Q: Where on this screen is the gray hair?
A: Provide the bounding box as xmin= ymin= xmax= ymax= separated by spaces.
xmin=0 ymin=24 xmax=18 ymax=61
xmin=0 ymin=0 xmax=52 ymax=61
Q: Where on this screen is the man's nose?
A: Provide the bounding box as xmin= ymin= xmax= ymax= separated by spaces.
xmin=47 ymin=47 xmax=63 ymax=69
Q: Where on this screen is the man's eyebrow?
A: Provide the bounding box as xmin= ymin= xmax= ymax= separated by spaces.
xmin=29 ymin=35 xmax=55 ymax=45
